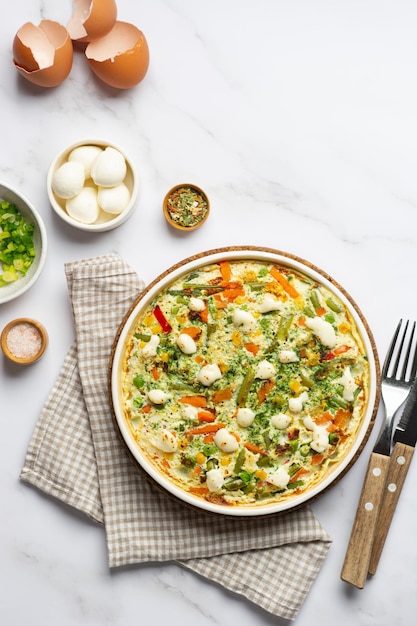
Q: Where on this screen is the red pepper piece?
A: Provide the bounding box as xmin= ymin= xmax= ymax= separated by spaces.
xmin=153 ymin=305 xmax=172 ymax=333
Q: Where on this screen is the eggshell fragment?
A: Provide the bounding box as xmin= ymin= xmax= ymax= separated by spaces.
xmin=67 ymin=0 xmax=117 ymax=43
xmin=68 ymin=145 xmax=103 ymax=178
xmin=13 ymin=20 xmax=73 ymax=87
xmin=91 ymin=147 xmax=127 ymax=187
xmin=51 ymin=161 xmax=85 ymax=199
xmin=85 ymin=21 xmax=149 ymax=89
xmin=66 ymin=186 xmax=100 ymax=224
xmin=97 ymin=183 xmax=131 ymax=215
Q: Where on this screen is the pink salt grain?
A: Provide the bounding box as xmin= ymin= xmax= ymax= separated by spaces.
xmin=6 ymin=322 xmax=42 ymax=359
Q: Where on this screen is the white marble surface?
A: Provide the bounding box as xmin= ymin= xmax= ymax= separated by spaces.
xmin=1 ymin=1 xmax=417 ymax=623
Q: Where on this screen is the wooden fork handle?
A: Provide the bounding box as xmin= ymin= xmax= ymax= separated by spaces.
xmin=340 ymin=452 xmax=390 ymax=588
xmin=368 ymin=442 xmax=414 ymax=575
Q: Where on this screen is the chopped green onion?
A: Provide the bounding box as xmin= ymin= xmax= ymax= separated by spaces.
xmin=0 ymin=200 xmax=36 ymax=287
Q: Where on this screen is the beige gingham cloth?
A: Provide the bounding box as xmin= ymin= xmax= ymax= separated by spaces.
xmin=20 ymin=253 xmax=331 ymax=621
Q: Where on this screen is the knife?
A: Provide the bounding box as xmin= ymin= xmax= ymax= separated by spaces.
xmin=367 ymin=381 xmax=417 ymax=575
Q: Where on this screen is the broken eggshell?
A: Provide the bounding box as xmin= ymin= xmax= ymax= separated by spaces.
xmin=67 ymin=0 xmax=118 ymax=44
xmin=85 ymin=21 xmax=149 ymax=89
xmin=13 ymin=20 xmax=73 ymax=88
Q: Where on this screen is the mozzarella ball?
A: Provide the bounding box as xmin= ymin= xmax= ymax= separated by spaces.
xmin=65 ymin=186 xmax=100 ymax=224
xmin=68 ymin=145 xmax=103 ymax=178
xmin=271 ymin=413 xmax=292 ymax=429
xmin=206 ymin=468 xmax=224 ymax=492
xmin=306 ymin=316 xmax=336 ymax=349
xmin=154 ymin=430 xmax=177 ymax=453
xmin=148 ymin=389 xmax=169 ymax=405
xmin=97 ymin=183 xmax=131 ymax=215
xmin=141 ymin=335 xmax=160 ymax=358
xmin=278 ymin=350 xmax=299 ymax=363
xmin=236 ymin=407 xmax=255 ymax=427
xmin=197 ymin=363 xmax=222 ymax=386
xmin=288 ymin=391 xmax=309 ymax=413
xmin=176 ymin=333 xmax=197 ymax=355
xmin=189 ymin=297 xmax=206 ymax=312
xmin=213 ymin=428 xmax=239 ymax=453
xmin=91 ymin=146 xmax=127 ymax=187
xmin=311 ymin=426 xmax=330 ymax=453
xmin=269 ymin=465 xmax=290 ymax=489
xmin=255 ymin=359 xmax=276 ymax=380
xmin=233 ymin=309 xmax=256 ymax=332
xmin=52 ymin=161 xmax=85 ymax=199
xmin=258 ymin=294 xmax=283 ymax=313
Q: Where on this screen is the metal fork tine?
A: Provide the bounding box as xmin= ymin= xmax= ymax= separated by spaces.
xmin=398 ymin=320 xmax=414 ymax=381
xmin=392 ymin=319 xmax=408 ymax=379
xmin=382 ymin=319 xmax=402 ymax=378
xmin=407 ymin=322 xmax=417 ymax=381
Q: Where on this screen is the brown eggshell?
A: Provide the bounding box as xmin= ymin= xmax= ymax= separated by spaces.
xmin=85 ymin=21 xmax=149 ymax=89
xmin=67 ymin=0 xmax=117 ymax=43
xmin=13 ymin=20 xmax=73 ymax=88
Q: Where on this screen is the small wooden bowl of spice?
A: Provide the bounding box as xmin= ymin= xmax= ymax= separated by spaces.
xmin=163 ymin=183 xmax=210 ymax=231
xmin=1 ymin=318 xmax=48 ymax=365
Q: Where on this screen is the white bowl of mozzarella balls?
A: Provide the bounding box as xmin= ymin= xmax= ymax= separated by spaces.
xmin=47 ymin=139 xmax=138 ymax=232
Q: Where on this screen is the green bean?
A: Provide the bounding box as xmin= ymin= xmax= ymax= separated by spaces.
xmin=326 ymin=297 xmax=341 ymax=313
xmin=134 ymin=333 xmax=151 ymax=342
xmin=310 ymin=289 xmax=320 ymax=310
xmin=223 ymin=477 xmax=246 ymax=491
xmin=233 ymin=448 xmax=246 ymax=474
xmin=287 ymin=480 xmax=304 ymax=490
xmin=236 ymin=367 xmax=255 ymax=406
xmin=257 ymin=455 xmax=274 ymax=467
xmin=206 ymin=457 xmax=219 ymax=471
xmin=276 ymin=314 xmax=293 ymax=341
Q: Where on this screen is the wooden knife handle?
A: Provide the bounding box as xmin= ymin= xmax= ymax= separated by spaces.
xmin=340 ymin=451 xmax=390 ymax=588
xmin=368 ymin=442 xmax=414 ymax=575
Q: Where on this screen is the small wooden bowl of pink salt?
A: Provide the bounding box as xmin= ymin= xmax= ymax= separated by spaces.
xmin=1 ymin=318 xmax=48 ymax=364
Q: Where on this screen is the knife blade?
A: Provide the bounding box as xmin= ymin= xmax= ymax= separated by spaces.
xmin=368 ymin=381 xmax=417 ymax=575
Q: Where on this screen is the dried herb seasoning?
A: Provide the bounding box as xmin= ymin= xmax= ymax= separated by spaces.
xmin=165 ymin=185 xmax=209 ymax=229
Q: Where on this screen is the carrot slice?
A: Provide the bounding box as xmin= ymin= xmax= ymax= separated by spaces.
xmin=211 ymin=387 xmax=233 ymax=403
xmin=180 ymin=326 xmax=202 ymax=339
xmin=199 ymin=303 xmax=208 ymax=323
xmin=178 ymin=395 xmax=207 ymax=407
xmin=186 ymin=423 xmax=226 ymax=436
xmin=334 ymin=344 xmax=350 ymax=355
xmin=189 ymin=486 xmax=210 ymax=495
xmin=257 ymin=379 xmax=274 ymax=405
xmin=315 ymin=411 xmax=333 ymax=425
xmin=151 ymin=366 xmax=160 ymax=380
xmin=311 ymin=454 xmax=324 ymax=465
xmin=219 ymin=260 xmax=232 ymax=282
xmin=244 ymin=342 xmax=260 ymax=356
xmin=333 ymin=408 xmax=352 ymax=428
xmin=269 ymin=266 xmax=299 ymax=298
xmin=290 ymin=467 xmax=310 ymax=482
xmin=197 ymin=410 xmax=217 ymax=423
xmin=244 ymin=442 xmax=268 ymax=456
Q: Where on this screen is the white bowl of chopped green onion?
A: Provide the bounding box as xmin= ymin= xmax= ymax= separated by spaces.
xmin=0 ymin=183 xmax=47 ymax=304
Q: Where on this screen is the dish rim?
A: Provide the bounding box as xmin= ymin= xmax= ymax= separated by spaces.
xmin=109 ymin=245 xmax=381 ymax=517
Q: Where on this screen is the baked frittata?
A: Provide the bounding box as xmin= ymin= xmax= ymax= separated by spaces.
xmin=121 ymin=259 xmax=370 ymax=509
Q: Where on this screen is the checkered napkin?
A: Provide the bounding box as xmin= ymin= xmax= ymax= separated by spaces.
xmin=20 ymin=253 xmax=331 ymax=621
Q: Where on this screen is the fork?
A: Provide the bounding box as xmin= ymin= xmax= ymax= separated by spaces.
xmin=341 ymin=319 xmax=417 ymax=588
